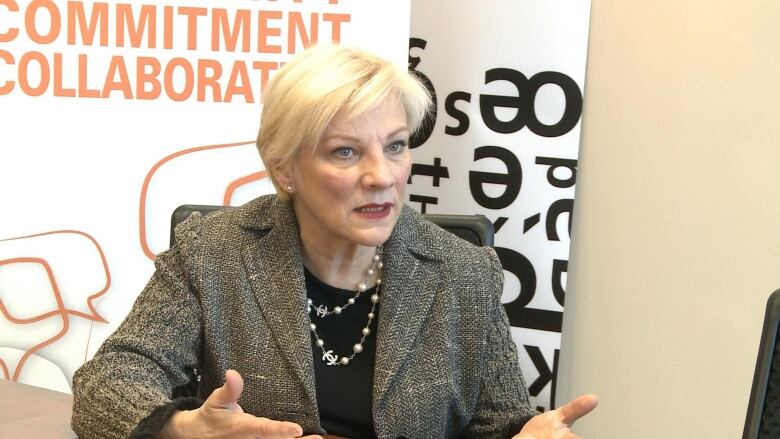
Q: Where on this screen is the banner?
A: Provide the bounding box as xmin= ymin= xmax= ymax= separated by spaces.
xmin=0 ymin=0 xmax=411 ymax=392
xmin=409 ymin=0 xmax=591 ymax=411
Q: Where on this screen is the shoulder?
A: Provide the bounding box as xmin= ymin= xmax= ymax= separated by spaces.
xmin=160 ymin=194 xmax=295 ymax=288
xmin=394 ymin=205 xmax=502 ymax=286
xmin=170 ymin=194 xmax=291 ymax=250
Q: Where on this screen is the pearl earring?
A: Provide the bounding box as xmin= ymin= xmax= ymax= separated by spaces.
xmin=286 ymin=185 xmax=294 ymax=192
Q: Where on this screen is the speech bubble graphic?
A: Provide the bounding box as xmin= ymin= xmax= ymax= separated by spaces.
xmin=0 ymin=230 xmax=110 ymax=384
xmin=138 ymin=140 xmax=274 ymax=260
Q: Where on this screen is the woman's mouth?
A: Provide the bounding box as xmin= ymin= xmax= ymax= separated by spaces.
xmin=354 ymin=203 xmax=393 ymax=218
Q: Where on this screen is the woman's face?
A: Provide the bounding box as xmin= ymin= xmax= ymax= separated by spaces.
xmin=283 ymin=100 xmax=411 ymax=251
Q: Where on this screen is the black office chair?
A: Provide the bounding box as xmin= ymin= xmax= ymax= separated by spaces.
xmin=744 ymin=289 xmax=780 ymax=438
xmin=170 ymin=204 xmax=494 ymax=248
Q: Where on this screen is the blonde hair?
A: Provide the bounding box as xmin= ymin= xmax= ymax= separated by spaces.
xmin=256 ymin=44 xmax=432 ymax=200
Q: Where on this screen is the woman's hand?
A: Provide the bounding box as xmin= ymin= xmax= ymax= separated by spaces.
xmin=158 ymin=369 xmax=323 ymax=439
xmin=512 ymin=394 xmax=598 ymax=439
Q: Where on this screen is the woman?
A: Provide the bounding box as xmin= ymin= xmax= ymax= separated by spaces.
xmin=71 ymin=45 xmax=596 ymax=438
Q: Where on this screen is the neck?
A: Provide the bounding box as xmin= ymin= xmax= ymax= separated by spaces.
xmin=299 ymin=234 xmax=379 ymax=290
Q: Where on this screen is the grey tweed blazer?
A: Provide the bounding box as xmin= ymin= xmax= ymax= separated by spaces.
xmin=71 ymin=195 xmax=536 ymax=438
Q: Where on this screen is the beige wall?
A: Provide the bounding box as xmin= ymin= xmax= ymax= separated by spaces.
xmin=558 ymin=1 xmax=780 ymax=437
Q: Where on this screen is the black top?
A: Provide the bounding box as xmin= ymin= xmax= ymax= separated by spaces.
xmin=305 ymin=268 xmax=379 ymax=439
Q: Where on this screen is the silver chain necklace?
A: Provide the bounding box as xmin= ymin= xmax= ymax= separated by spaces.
xmin=308 ymin=246 xmax=383 ymax=366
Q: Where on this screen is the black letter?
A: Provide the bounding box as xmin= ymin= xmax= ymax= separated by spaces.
xmin=524 ymin=345 xmax=559 ymax=409
xmin=479 ymin=68 xmax=530 ymax=134
xmin=497 ymin=247 xmax=562 ymax=333
xmin=409 ymin=70 xmax=437 ymax=148
xmin=545 ymin=199 xmax=573 ymax=241
xmin=444 ymin=91 xmax=471 ymax=136
xmin=408 ymin=37 xmax=426 ymax=70
xmin=536 ymin=156 xmax=577 ymax=188
xmin=408 ymin=38 xmax=437 ymax=148
xmin=551 ymin=259 xmax=567 ymax=306
xmin=408 ymin=194 xmax=438 ymax=213
xmin=469 ymin=146 xmax=521 ymax=209
xmin=408 ymin=157 xmax=449 ymax=187
xmin=526 ymin=71 xmax=582 ymax=137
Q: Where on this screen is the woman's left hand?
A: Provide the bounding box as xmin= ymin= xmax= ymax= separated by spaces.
xmin=512 ymin=394 xmax=598 ymax=439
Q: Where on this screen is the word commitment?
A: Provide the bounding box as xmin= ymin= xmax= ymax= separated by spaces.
xmin=0 ymin=1 xmax=351 ymax=101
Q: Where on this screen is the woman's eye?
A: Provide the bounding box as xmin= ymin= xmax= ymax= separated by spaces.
xmin=387 ymin=140 xmax=407 ymax=153
xmin=333 ymin=147 xmax=354 ymax=158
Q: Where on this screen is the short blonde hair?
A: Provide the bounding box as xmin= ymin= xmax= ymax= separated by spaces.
xmin=256 ymin=44 xmax=432 ymax=200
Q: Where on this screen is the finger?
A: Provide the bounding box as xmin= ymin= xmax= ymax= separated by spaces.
xmin=247 ymin=417 xmax=304 ymax=438
xmin=207 ymin=369 xmax=245 ymax=409
xmin=558 ymin=394 xmax=599 ymax=426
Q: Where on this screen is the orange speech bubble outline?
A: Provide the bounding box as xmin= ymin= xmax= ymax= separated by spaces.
xmin=0 ymin=257 xmax=69 ymax=381
xmin=0 ymin=230 xmax=110 ymax=323
xmin=0 ymin=230 xmax=111 ymax=381
xmin=138 ymin=140 xmax=268 ymax=260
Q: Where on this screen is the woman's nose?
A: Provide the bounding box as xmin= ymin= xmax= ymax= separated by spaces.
xmin=361 ymin=154 xmax=395 ymax=189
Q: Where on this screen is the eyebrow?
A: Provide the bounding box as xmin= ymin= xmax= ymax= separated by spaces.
xmin=323 ymin=126 xmax=410 ymax=144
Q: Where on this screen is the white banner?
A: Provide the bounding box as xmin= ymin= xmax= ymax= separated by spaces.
xmin=0 ymin=0 xmax=410 ymax=392
xmin=409 ymin=0 xmax=591 ymax=411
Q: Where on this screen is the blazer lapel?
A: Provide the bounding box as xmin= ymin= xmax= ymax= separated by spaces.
xmin=234 ymin=199 xmax=446 ymax=432
xmin=240 ymin=200 xmax=319 ymax=422
xmin=372 ymin=207 xmax=443 ymax=421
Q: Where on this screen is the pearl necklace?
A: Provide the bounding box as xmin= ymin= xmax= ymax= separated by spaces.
xmin=308 ymin=246 xmax=382 ymax=366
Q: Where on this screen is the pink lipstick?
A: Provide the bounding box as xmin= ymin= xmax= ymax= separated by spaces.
xmin=354 ymin=203 xmax=392 ymax=219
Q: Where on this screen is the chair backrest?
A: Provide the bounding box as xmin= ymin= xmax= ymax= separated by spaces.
xmin=744 ymin=289 xmax=780 ymax=438
xmin=170 ymin=204 xmax=494 ymax=248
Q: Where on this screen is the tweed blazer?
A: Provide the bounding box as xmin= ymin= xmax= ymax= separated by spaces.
xmin=71 ymin=195 xmax=536 ymax=438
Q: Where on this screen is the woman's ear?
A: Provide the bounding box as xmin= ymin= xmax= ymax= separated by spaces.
xmin=271 ymin=163 xmax=296 ymax=194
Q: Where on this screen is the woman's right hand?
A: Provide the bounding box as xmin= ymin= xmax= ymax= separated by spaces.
xmin=158 ymin=369 xmax=322 ymax=439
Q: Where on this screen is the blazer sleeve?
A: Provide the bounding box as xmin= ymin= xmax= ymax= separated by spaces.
xmin=71 ymin=219 xmax=203 ymax=439
xmin=463 ymin=247 xmax=539 ymax=438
